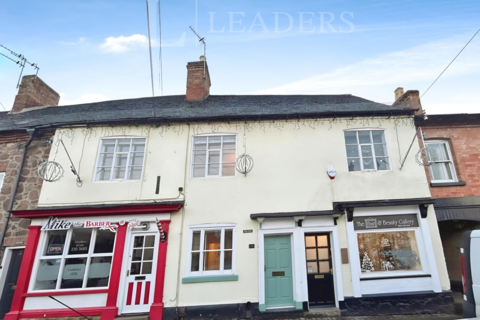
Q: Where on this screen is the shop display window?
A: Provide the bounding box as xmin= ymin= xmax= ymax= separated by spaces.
xmin=357 ymin=230 xmax=421 ymax=274
xmin=33 ymin=228 xmax=116 ymax=291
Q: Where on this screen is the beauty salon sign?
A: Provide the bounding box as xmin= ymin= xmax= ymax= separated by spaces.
xmin=353 ymin=214 xmax=419 ymax=231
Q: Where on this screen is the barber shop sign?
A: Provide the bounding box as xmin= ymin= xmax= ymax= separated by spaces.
xmin=41 ymin=216 xmax=118 ymax=233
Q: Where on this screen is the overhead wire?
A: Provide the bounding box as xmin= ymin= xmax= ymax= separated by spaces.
xmin=158 ymin=0 xmax=163 ymax=96
xmin=146 ymin=0 xmax=155 ymax=97
xmin=421 ymin=28 xmax=480 ymax=98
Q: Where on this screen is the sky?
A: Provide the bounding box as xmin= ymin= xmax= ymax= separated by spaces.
xmin=0 ymin=0 xmax=479 ymax=114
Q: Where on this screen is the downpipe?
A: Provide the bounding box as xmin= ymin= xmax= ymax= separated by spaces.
xmin=0 ymin=129 xmax=36 ymax=248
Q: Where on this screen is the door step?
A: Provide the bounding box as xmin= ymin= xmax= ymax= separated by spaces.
xmin=305 ymin=307 xmax=340 ymax=318
xmin=114 ymin=314 xmax=149 ymax=320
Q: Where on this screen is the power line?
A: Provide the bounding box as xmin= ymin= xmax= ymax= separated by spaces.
xmin=421 ymin=29 xmax=480 ymax=98
xmin=0 ymin=102 xmax=6 ymax=111
xmin=158 ymin=0 xmax=163 ymax=96
xmin=145 ymin=0 xmax=155 ymax=97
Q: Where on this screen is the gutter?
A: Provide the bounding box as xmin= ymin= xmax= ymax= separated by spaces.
xmin=0 ymin=128 xmax=35 ymax=248
xmin=0 ymin=108 xmax=418 ymax=133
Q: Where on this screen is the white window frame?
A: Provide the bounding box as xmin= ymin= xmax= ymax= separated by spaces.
xmin=29 ymin=228 xmax=116 ymax=292
xmin=93 ymin=136 xmax=147 ymax=182
xmin=355 ymin=226 xmax=429 ymax=279
xmin=0 ymin=172 xmax=4 ymax=192
xmin=185 ymin=224 xmax=236 ymax=277
xmin=344 ymin=129 xmax=391 ymax=172
xmin=190 ymin=133 xmax=237 ymax=179
xmin=425 ymin=140 xmax=458 ymax=183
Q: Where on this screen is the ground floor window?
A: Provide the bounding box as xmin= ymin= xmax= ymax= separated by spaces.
xmin=187 ymin=225 xmax=236 ymax=276
xmin=33 ymin=228 xmax=116 ymax=291
xmin=357 ymin=230 xmax=421 ymax=273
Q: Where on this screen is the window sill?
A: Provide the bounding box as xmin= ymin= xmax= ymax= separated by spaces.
xmin=182 ymin=274 xmax=238 ymax=283
xmin=24 ymin=288 xmax=109 ymax=297
xmin=430 ymin=181 xmax=466 ymax=187
xmin=360 ymin=274 xmax=431 ymax=281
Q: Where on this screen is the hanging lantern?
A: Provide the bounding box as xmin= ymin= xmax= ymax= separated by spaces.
xmin=37 ymin=161 xmax=64 ymax=182
xmin=415 ymin=147 xmax=438 ymax=166
xmin=236 ymin=154 xmax=254 ymax=175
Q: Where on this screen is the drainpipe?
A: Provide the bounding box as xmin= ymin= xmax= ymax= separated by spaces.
xmin=0 ymin=128 xmax=36 ymax=248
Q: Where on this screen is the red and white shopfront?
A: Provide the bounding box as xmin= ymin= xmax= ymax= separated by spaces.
xmin=5 ymin=202 xmax=183 ymax=320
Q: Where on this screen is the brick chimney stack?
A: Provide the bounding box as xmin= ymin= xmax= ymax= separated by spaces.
xmin=11 ymin=75 xmax=60 ymax=113
xmin=186 ymin=56 xmax=211 ymax=101
xmin=392 ymin=88 xmax=423 ymax=116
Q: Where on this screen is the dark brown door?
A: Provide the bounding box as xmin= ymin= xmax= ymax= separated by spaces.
xmin=0 ymin=249 xmax=24 ymax=319
xmin=305 ymin=234 xmax=335 ymax=307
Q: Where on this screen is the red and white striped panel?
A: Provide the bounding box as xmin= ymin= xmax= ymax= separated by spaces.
xmin=126 ymin=281 xmax=151 ymax=306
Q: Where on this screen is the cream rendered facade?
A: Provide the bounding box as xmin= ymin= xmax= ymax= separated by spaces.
xmin=33 ymin=117 xmax=450 ymax=315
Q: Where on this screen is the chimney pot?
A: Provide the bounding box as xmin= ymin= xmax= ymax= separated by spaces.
xmin=199 ymin=55 xmax=206 ymax=61
xmin=394 ymin=87 xmax=404 ymax=101
xmin=10 ymin=75 xmax=59 ymax=113
xmin=392 ymin=89 xmax=423 ymax=116
xmin=186 ymin=60 xmax=211 ymax=101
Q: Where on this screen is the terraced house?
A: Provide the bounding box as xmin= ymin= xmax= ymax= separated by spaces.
xmin=0 ymin=59 xmax=452 ymax=320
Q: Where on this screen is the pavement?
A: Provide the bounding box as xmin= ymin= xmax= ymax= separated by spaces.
xmin=287 ymin=315 xmax=461 ymax=320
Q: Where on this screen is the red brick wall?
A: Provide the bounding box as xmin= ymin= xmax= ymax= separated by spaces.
xmin=422 ymin=125 xmax=480 ymax=198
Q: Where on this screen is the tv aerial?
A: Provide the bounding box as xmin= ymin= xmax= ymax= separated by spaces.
xmin=0 ymin=44 xmax=39 ymax=89
xmin=189 ymin=26 xmax=206 ymax=58
xmin=189 ymin=26 xmax=207 ymax=78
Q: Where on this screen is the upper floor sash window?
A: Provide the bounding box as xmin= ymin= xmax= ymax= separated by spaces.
xmin=344 ymin=130 xmax=391 ymax=172
xmin=0 ymin=172 xmax=4 ymax=192
xmin=95 ymin=138 xmax=146 ymax=181
xmin=191 ymin=135 xmax=236 ymax=178
xmin=425 ymin=140 xmax=457 ymax=182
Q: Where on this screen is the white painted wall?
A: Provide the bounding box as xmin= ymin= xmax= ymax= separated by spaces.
xmin=36 ymin=118 xmax=447 ymax=309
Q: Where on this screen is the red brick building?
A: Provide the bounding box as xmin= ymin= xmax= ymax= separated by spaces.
xmin=416 ymin=113 xmax=480 ymax=292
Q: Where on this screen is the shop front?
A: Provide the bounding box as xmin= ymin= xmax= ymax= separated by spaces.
xmin=339 ymin=199 xmax=453 ymax=315
xmin=4 ymin=202 xmax=183 ymax=320
xmin=251 ymin=199 xmax=452 ymax=316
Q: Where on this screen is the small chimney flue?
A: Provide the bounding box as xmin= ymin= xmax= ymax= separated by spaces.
xmin=394 ymin=87 xmax=404 ymax=101
xmin=186 ymin=57 xmax=211 ymax=101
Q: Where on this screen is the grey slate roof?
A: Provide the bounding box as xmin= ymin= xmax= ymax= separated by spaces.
xmin=0 ymin=94 xmax=414 ymax=132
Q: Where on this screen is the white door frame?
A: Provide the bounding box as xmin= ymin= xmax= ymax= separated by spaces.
xmin=258 ymin=225 xmax=344 ymax=310
xmin=300 ymin=226 xmax=344 ymax=309
xmin=117 ymin=228 xmax=159 ymax=314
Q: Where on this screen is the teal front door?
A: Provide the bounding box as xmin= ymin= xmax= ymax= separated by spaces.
xmin=264 ymin=235 xmax=294 ymax=309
